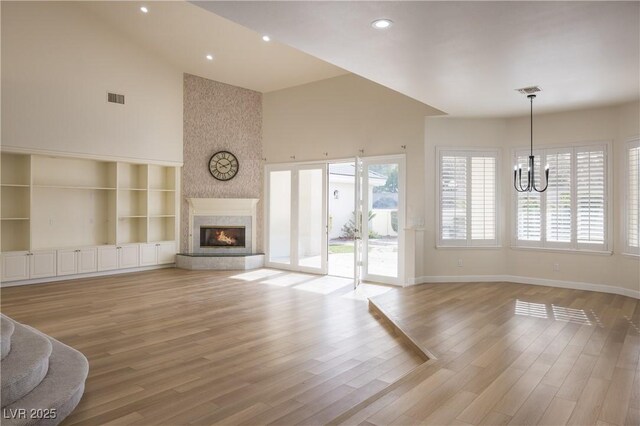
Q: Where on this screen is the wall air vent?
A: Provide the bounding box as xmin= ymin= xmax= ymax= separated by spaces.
xmin=515 ymin=86 xmax=541 ymax=95
xmin=107 ymin=92 xmax=125 ymax=104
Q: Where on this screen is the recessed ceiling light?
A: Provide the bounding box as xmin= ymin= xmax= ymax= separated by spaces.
xmin=140 ymin=6 xmax=148 ymax=13
xmin=262 ymin=35 xmax=271 ymax=42
xmin=206 ymin=54 xmax=214 ymax=61
xmin=371 ymin=19 xmax=393 ymax=29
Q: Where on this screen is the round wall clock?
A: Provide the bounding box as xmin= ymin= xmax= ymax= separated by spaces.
xmin=208 ymin=151 xmax=239 ymax=181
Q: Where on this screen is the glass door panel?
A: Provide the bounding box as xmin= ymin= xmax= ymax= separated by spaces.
xmin=297 ymin=166 xmax=327 ymax=273
xmin=354 ymin=157 xmax=363 ymax=288
xmin=268 ymin=170 xmax=292 ymax=265
xmin=362 ymin=158 xmax=403 ymax=284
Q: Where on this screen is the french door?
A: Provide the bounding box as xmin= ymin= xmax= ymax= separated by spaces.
xmin=355 ymin=156 xmax=405 ymax=286
xmin=265 ymin=163 xmax=327 ymax=274
xmin=265 ymin=155 xmax=404 ymax=285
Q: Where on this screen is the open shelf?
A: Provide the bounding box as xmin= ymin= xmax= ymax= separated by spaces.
xmin=32 ymin=157 xmax=116 ymax=189
xmin=118 ymin=217 xmax=147 ymax=244
xmin=31 ymin=186 xmax=116 ymax=250
xmin=118 ymin=190 xmax=147 ymax=218
xmin=148 ymin=216 xmax=175 ymax=243
xmin=149 ymin=165 xmax=176 ymax=191
xmin=1 ymin=153 xmax=30 ymax=186
xmin=1 ymin=186 xmax=30 ymax=219
xmin=33 ymin=185 xmax=116 ymax=190
xmin=2 ymin=220 xmax=30 ymax=252
xmin=118 ymin=163 xmax=148 ymax=190
xmin=148 ymin=191 xmax=175 ymax=217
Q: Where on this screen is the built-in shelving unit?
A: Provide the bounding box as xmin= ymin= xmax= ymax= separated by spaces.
xmin=0 ymin=151 xmax=180 ymax=283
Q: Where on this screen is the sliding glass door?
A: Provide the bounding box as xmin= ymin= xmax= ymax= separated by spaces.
xmin=266 ymin=164 xmax=327 ymax=274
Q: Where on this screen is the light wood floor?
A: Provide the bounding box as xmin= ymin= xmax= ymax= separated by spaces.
xmin=1 ymin=270 xmax=638 ymax=426
xmin=0 ymin=269 xmax=422 ymax=425
xmin=337 ymin=281 xmax=640 ymax=426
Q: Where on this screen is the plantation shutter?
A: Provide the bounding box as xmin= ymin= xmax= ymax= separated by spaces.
xmin=576 ymin=147 xmax=606 ymax=249
xmin=440 ymin=154 xmax=467 ymax=242
xmin=627 ymin=141 xmax=640 ymax=253
xmin=516 ymin=154 xmax=542 ymax=242
xmin=439 ymin=149 xmax=498 ymax=246
xmin=471 ymin=156 xmax=496 ymax=242
xmin=546 ymin=150 xmax=572 ymax=245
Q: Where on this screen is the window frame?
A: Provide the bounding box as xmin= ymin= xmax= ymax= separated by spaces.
xmin=510 ymin=141 xmax=612 ymax=254
xmin=624 ymin=137 xmax=640 ymax=256
xmin=436 ymin=147 xmax=501 ymax=248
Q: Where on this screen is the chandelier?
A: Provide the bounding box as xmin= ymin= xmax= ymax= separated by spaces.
xmin=514 ymin=94 xmax=549 ymax=192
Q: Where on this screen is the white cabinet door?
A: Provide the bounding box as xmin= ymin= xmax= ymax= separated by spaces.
xmin=139 ymin=243 xmax=158 ymax=266
xmin=57 ymin=249 xmax=78 ymax=276
xmin=157 ymin=242 xmax=176 ymax=265
xmin=1 ymin=252 xmax=30 ymax=282
xmin=97 ymin=246 xmax=118 ymax=271
xmin=118 ymin=244 xmax=139 ymax=269
xmin=30 ymin=251 xmax=57 ymax=279
xmin=78 ymin=248 xmax=98 ymax=274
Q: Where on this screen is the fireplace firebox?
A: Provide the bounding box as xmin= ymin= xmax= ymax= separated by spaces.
xmin=200 ymin=226 xmax=246 ymax=248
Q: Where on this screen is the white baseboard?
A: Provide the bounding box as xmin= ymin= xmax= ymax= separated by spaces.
xmin=407 ymin=274 xmax=640 ymax=299
xmin=1 ymin=264 xmax=175 ymax=288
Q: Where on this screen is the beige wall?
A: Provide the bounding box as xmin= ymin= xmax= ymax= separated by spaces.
xmin=425 ymin=102 xmax=640 ymax=295
xmin=263 ymin=74 xmax=443 ymax=280
xmin=424 ymin=118 xmax=509 ymax=278
xmin=182 ymin=74 xmax=263 ymax=252
xmin=1 ymin=2 xmax=183 ymax=164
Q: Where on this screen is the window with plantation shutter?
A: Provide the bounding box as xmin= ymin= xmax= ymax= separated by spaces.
xmin=513 ymin=143 xmax=609 ymax=252
xmin=440 ymin=155 xmax=467 ymax=242
xmin=626 ymin=140 xmax=640 ymax=254
xmin=576 ymin=148 xmax=605 ymax=249
xmin=438 ymin=149 xmax=499 ymax=247
xmin=516 ymin=154 xmax=542 ymax=242
xmin=471 ymin=156 xmax=496 ymax=241
xmin=546 ymin=150 xmax=572 ymax=246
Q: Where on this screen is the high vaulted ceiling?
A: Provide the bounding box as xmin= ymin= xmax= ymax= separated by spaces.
xmin=80 ymin=1 xmax=347 ymax=93
xmin=197 ymin=1 xmax=640 ymax=117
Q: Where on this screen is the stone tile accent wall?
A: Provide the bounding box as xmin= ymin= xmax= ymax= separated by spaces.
xmin=182 ymin=74 xmax=263 ymax=252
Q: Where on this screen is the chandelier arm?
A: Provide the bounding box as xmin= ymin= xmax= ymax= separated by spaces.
xmin=533 ymin=167 xmax=550 ymax=193
xmin=518 ymin=166 xmax=531 ymax=192
xmin=514 ymin=170 xmax=526 ymax=192
xmin=518 ymin=167 xmax=526 ymax=191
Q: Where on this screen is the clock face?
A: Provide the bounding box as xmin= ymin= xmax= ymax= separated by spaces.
xmin=208 ymin=151 xmax=239 ymax=181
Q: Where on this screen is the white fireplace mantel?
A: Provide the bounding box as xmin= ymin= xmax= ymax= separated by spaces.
xmin=187 ymin=198 xmax=259 ymax=254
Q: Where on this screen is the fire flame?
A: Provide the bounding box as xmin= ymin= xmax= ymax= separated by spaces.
xmin=216 ymin=230 xmax=237 ymax=245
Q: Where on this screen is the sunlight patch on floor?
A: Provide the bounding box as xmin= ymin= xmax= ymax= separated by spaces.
xmin=294 ymin=276 xmax=353 ymax=295
xmin=515 ymin=300 xmax=548 ymax=319
xmin=515 ymin=299 xmax=593 ymax=325
xmin=259 ymin=273 xmax=312 ymax=287
xmin=230 ymin=269 xmax=283 ymax=281
xmin=552 ymin=305 xmax=592 ymax=325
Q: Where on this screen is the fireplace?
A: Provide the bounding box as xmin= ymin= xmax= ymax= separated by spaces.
xmin=200 ymin=226 xmax=246 ymax=248
xmin=187 ymin=198 xmax=259 ymax=255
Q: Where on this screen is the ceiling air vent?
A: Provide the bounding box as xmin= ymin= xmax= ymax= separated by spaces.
xmin=515 ymin=86 xmax=541 ymax=95
xmin=107 ymin=92 xmax=125 ymax=104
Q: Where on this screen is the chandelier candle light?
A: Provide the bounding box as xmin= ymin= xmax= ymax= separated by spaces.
xmin=514 ymin=94 xmax=549 ymax=192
